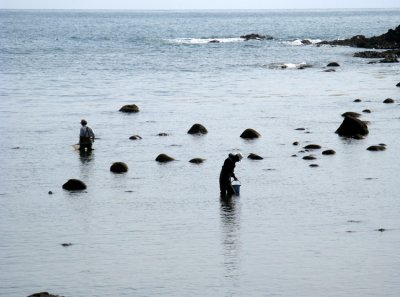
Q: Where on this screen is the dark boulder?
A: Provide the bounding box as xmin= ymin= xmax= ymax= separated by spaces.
xmin=367 ymin=145 xmax=386 ymax=151
xmin=209 ymin=40 xmax=220 ymax=43
xmin=110 ymin=162 xmax=128 ymax=173
xmin=62 ymin=179 xmax=86 ymax=191
xmin=303 ymin=155 xmax=316 ymax=160
xmin=324 ymin=69 xmax=336 ymax=72
xmin=240 ymin=128 xmax=261 ymax=139
xmin=240 ymin=33 xmax=272 ymax=41
xmin=362 ymin=109 xmax=371 ymax=113
xmin=322 ymin=149 xmax=336 ymax=155
xmin=187 ymin=123 xmax=208 ymax=135
xmin=156 ymin=154 xmax=175 ymax=163
xmin=327 ymin=62 xmax=340 ymax=67
xmin=353 ymin=50 xmax=387 ymax=58
xmin=342 ymin=111 xmax=361 ymax=118
xmin=397 ymin=82 xmax=400 ymax=87
xmin=158 ymin=132 xmax=168 ymax=136
xmin=301 ymin=39 xmax=312 ymax=45
xmin=383 ymin=98 xmax=395 ymax=104
xmin=119 ymin=104 xmax=139 ymax=113
xmin=189 ymin=158 xmax=205 ymax=164
xmin=248 ymin=153 xmax=263 ymax=160
xmin=353 ymin=99 xmax=362 ymax=102
xmin=335 ymin=115 xmax=369 ymax=137
xmin=309 ymin=164 xmax=319 ymax=167
xmin=28 ymin=293 xmax=60 ymax=297
xmin=129 ymin=135 xmax=142 ymax=140
xmin=292 ymin=141 xmax=299 ymax=146
xmin=304 ymin=144 xmax=321 ymax=150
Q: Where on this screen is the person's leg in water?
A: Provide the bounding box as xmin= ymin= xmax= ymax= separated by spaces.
xmin=220 ymin=174 xmax=234 ymax=197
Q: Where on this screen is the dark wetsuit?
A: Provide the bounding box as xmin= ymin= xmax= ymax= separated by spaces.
xmin=219 ymin=155 xmax=237 ymax=196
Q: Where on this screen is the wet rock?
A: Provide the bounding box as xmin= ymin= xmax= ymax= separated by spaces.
xmin=295 ymin=128 xmax=305 ymax=131
xmin=61 ymin=243 xmax=73 ymax=247
xmin=327 ymin=62 xmax=340 ymax=67
xmin=304 ymin=144 xmax=321 ymax=150
xmin=318 ymin=25 xmax=400 ymax=49
xmin=292 ymin=141 xmax=299 ymax=146
xmin=376 ymin=228 xmax=386 ymax=232
xmin=240 ymin=128 xmax=261 ymax=139
xmin=397 ymin=82 xmax=400 ymax=87
xmin=119 ymin=104 xmax=139 ymax=113
xmin=129 ymin=135 xmax=142 ymax=140
xmin=362 ymin=109 xmax=371 ymax=113
xmin=324 ymin=69 xmax=336 ymax=72
xmin=62 ymin=179 xmax=87 ymax=191
xmin=209 ymin=40 xmax=220 ymax=43
xmin=301 ymin=39 xmax=312 ymax=45
xmin=156 ymin=154 xmax=175 ymax=163
xmin=342 ymin=111 xmax=361 ymax=118
xmin=48 ymin=191 xmax=53 ymax=195
xmin=28 ymin=292 xmax=61 ymax=297
xmin=248 ymin=153 xmax=263 ymax=160
xmin=383 ymin=98 xmax=395 ymax=104
xmin=322 ymin=149 xmax=336 ymax=155
xmin=110 ymin=162 xmax=128 ymax=173
xmin=158 ymin=133 xmax=168 ymax=136
xmin=240 ymin=33 xmax=272 ymax=41
xmin=353 ymin=99 xmax=362 ymax=102
xmin=309 ymin=164 xmax=319 ymax=167
xmin=353 ymin=50 xmax=388 ymax=58
xmin=291 ymin=154 xmax=297 ymax=157
xmin=187 ymin=123 xmax=208 ymax=135
xmin=379 ymin=56 xmax=399 ymax=63
xmin=335 ymin=115 xmax=369 ymax=138
xmin=189 ymin=158 xmax=205 ymax=164
xmin=367 ymin=145 xmax=386 ymax=151
xmin=303 ymin=155 xmax=316 ymax=160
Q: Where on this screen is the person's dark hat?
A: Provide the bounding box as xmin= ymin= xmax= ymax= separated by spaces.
xmin=81 ymin=119 xmax=87 ymax=125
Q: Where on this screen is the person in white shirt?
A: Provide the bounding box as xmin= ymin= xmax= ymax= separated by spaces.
xmin=79 ymin=119 xmax=95 ymax=151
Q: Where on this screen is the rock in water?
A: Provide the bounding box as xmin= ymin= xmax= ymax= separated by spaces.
xmin=383 ymin=98 xmax=395 ymax=104
xmin=322 ymin=149 xmax=336 ymax=155
xmin=240 ymin=128 xmax=261 ymax=139
xmin=187 ymin=123 xmax=208 ymax=135
xmin=304 ymin=144 xmax=321 ymax=150
xmin=189 ymin=158 xmax=205 ymax=164
xmin=248 ymin=153 xmax=263 ymax=160
xmin=62 ymin=179 xmax=86 ymax=191
xmin=119 ymin=104 xmax=139 ymax=113
xmin=28 ymin=293 xmax=60 ymax=297
xmin=396 ymin=82 xmax=400 ymax=87
xmin=335 ymin=115 xmax=369 ymax=137
xmin=327 ymin=62 xmax=340 ymax=67
xmin=342 ymin=111 xmax=361 ymax=118
xmin=110 ymin=162 xmax=128 ymax=173
xmin=240 ymin=33 xmax=271 ymax=41
xmin=129 ymin=135 xmax=142 ymax=140
xmin=367 ymin=145 xmax=386 ymax=151
xmin=156 ymin=154 xmax=175 ymax=162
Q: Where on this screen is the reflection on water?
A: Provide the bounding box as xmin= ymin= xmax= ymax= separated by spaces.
xmin=220 ymin=196 xmax=241 ymax=286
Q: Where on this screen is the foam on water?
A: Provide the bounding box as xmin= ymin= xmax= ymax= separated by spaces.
xmin=168 ymin=37 xmax=244 ymax=44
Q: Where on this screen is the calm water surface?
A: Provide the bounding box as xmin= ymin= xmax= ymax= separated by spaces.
xmin=0 ymin=9 xmax=400 ymax=297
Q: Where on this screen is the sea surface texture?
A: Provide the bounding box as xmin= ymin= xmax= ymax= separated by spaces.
xmin=1 ymin=9 xmax=400 ymax=297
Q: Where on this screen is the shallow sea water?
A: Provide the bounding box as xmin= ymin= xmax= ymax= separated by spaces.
xmin=0 ymin=9 xmax=400 ymax=297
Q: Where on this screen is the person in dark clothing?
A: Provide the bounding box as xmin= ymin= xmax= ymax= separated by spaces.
xmin=219 ymin=153 xmax=243 ymax=197
xmin=79 ymin=119 xmax=95 ymax=152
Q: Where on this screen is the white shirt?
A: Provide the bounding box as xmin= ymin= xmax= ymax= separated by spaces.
xmin=80 ymin=126 xmax=95 ymax=138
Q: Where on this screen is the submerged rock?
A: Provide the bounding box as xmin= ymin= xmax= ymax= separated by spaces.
xmin=187 ymin=123 xmax=208 ymax=135
xmin=342 ymin=111 xmax=361 ymax=118
xmin=156 ymin=154 xmax=175 ymax=163
xmin=248 ymin=153 xmax=263 ymax=160
xmin=119 ymin=104 xmax=139 ymax=113
xmin=397 ymin=82 xmax=400 ymax=87
xmin=324 ymin=68 xmax=336 ymax=72
xmin=327 ymin=62 xmax=340 ymax=67
xmin=322 ymin=149 xmax=336 ymax=155
xmin=28 ymin=293 xmax=61 ymax=297
xmin=209 ymin=40 xmax=220 ymax=43
xmin=367 ymin=145 xmax=386 ymax=151
xmin=189 ymin=158 xmax=205 ymax=164
xmin=303 ymin=155 xmax=316 ymax=160
xmin=158 ymin=132 xmax=168 ymax=136
xmin=110 ymin=162 xmax=128 ymax=173
xmin=292 ymin=141 xmax=299 ymax=146
xmin=304 ymin=144 xmax=321 ymax=150
xmin=353 ymin=99 xmax=362 ymax=102
xmin=335 ymin=115 xmax=369 ymax=138
xmin=383 ymin=98 xmax=395 ymax=104
xmin=62 ymin=179 xmax=86 ymax=191
xmin=379 ymin=56 xmax=399 ymax=63
xmin=362 ymin=109 xmax=371 ymax=113
xmin=240 ymin=128 xmax=261 ymax=139
xmin=61 ymin=243 xmax=73 ymax=247
xmin=309 ymin=164 xmax=319 ymax=167
xmin=301 ymin=39 xmax=312 ymax=45
xmin=129 ymin=135 xmax=142 ymax=140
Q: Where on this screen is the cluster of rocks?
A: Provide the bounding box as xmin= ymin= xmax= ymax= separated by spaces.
xmin=318 ymin=25 xmax=400 ymax=49
xmin=240 ymin=33 xmax=273 ymax=41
